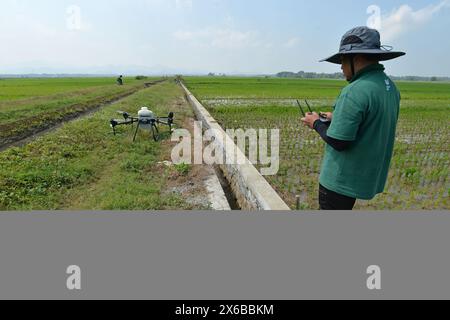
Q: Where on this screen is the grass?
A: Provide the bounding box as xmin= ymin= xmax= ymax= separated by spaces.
xmin=0 ymin=80 xmax=197 ymax=210
xmin=175 ymin=163 xmax=191 ymax=176
xmin=185 ymin=77 xmax=450 ymax=210
xmin=0 ymin=77 xmax=159 ymax=148
xmin=0 ymin=77 xmax=141 ymax=101
xmin=184 ymin=76 xmax=345 ymax=99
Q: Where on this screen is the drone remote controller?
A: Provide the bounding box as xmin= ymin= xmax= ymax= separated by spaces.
xmin=319 ymin=113 xmax=331 ymax=123
xmin=297 ymin=100 xmax=332 ymax=124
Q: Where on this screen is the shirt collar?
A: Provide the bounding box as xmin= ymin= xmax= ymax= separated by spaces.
xmin=350 ymin=63 xmax=385 ymax=83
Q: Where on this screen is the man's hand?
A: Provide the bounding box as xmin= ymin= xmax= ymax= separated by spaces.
xmin=301 ymin=112 xmax=320 ymax=129
xmin=320 ymin=112 xmax=333 ymax=121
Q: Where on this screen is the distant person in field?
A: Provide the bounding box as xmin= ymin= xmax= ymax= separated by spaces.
xmin=301 ymin=26 xmax=406 ymax=210
xmin=117 ymin=75 xmax=124 ymax=85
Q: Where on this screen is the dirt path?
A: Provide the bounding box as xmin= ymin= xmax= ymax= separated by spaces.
xmin=156 ymin=97 xmax=232 ymax=210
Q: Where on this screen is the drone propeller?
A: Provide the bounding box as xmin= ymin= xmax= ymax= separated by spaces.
xmin=157 ymin=112 xmax=175 ymax=128
xmin=117 ymin=111 xmax=130 ymax=120
xmin=158 ymin=112 xmax=174 ymax=121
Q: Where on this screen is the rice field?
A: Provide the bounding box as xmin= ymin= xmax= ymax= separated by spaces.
xmin=185 ymin=77 xmax=450 ymax=210
xmin=0 ymin=77 xmax=141 ymax=101
xmin=0 ymin=77 xmax=154 ymax=149
xmin=0 ymin=76 xmax=448 ymax=211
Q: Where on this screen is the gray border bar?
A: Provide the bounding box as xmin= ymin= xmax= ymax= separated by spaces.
xmin=0 ymin=211 xmax=449 ymax=300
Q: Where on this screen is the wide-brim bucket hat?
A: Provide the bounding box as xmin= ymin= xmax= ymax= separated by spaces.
xmin=321 ymin=26 xmax=406 ymax=64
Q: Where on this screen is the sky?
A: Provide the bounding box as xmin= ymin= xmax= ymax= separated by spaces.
xmin=1 ymin=0 xmax=450 ymax=76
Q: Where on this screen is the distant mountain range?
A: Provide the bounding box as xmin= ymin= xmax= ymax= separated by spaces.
xmin=0 ymin=74 xmax=116 ymax=78
xmin=0 ymin=63 xmax=204 ymax=77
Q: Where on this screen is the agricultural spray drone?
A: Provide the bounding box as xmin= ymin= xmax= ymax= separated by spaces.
xmin=297 ymin=99 xmax=331 ymax=124
xmin=110 ymin=107 xmax=175 ymax=142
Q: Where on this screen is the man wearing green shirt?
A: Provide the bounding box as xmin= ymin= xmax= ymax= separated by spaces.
xmin=301 ymin=26 xmax=405 ymax=210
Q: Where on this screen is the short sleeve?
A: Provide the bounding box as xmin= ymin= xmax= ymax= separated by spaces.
xmin=327 ymin=93 xmax=365 ymax=141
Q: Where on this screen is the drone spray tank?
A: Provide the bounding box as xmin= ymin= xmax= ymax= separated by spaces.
xmin=138 ymin=107 xmax=155 ymax=129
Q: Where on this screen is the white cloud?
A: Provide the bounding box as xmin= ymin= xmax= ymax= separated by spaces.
xmin=0 ymin=8 xmax=120 ymax=70
xmin=284 ymin=37 xmax=301 ymax=48
xmin=173 ymin=27 xmax=261 ymax=49
xmin=175 ymin=0 xmax=193 ymax=10
xmin=380 ymin=0 xmax=450 ymax=42
xmin=143 ymin=0 xmax=193 ymax=10
xmin=173 ymin=30 xmax=197 ymax=41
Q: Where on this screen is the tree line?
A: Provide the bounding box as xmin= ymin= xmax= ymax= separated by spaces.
xmin=276 ymin=71 xmax=450 ymax=82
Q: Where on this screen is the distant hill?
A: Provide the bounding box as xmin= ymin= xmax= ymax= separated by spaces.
xmin=2 ymin=72 xmax=449 ymax=82
xmin=0 ymin=74 xmax=115 ymax=79
xmin=389 ymin=75 xmax=450 ymax=82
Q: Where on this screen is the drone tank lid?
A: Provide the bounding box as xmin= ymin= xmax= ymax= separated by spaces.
xmin=138 ymin=107 xmax=154 ymax=118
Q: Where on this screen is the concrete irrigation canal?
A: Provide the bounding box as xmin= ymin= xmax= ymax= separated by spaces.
xmin=180 ymin=82 xmax=290 ymax=211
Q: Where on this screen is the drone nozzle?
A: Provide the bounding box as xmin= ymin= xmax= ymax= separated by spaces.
xmin=110 ymin=119 xmax=118 ymax=128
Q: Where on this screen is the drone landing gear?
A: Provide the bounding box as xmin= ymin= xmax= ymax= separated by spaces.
xmin=152 ymin=125 xmax=160 ymax=142
xmin=132 ymin=121 xmax=140 ymax=142
xmin=133 ymin=121 xmax=160 ymax=142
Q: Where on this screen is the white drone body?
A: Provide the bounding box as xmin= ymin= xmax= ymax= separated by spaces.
xmin=137 ymin=107 xmax=156 ymax=130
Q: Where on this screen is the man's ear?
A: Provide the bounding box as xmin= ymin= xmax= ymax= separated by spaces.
xmin=353 ymin=54 xmax=362 ymax=64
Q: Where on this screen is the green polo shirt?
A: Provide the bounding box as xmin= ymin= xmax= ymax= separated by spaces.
xmin=319 ymin=64 xmax=400 ymax=200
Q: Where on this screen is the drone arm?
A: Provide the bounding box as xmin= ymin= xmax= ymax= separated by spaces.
xmin=156 ymin=112 xmax=175 ymax=128
xmin=156 ymin=118 xmax=175 ymax=130
xmin=133 ymin=120 xmax=141 ymax=142
xmin=110 ymin=118 xmax=139 ymax=135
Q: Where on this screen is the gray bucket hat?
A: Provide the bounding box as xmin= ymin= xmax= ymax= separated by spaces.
xmin=321 ymin=26 xmax=406 ymax=64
